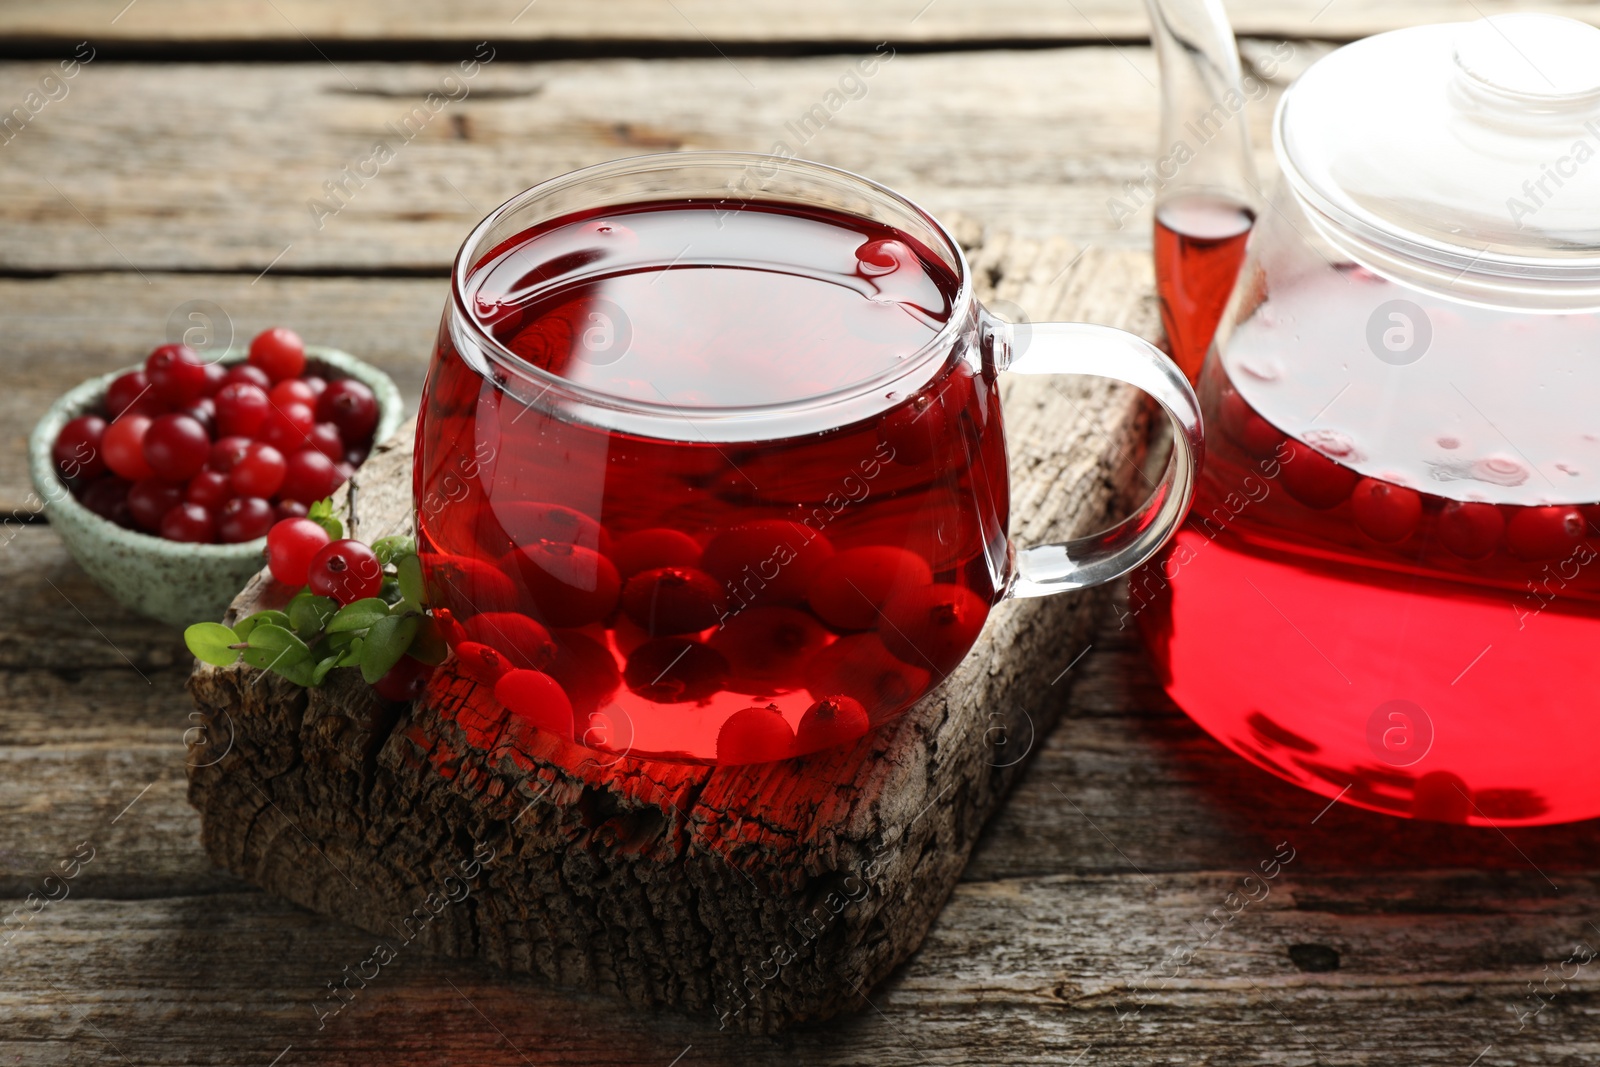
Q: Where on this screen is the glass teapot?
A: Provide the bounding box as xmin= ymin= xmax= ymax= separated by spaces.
xmin=1137 ymin=7 xmax=1600 ymax=825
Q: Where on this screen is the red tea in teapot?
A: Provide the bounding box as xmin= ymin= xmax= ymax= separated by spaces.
xmin=414 ymin=200 xmax=1010 ymax=764
xmin=1138 ymin=264 xmax=1600 ymax=825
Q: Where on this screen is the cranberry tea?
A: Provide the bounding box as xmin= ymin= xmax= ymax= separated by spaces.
xmin=416 ymin=200 xmax=1011 ymax=764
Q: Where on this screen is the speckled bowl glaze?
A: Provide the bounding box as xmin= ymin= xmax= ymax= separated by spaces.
xmin=29 ymin=346 xmax=403 ymax=628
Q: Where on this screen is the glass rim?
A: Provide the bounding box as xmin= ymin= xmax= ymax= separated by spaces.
xmin=448 ymin=151 xmax=977 ymax=426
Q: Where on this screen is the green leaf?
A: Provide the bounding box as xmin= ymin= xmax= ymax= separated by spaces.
xmin=289 ymin=594 xmax=339 ymax=638
xmin=371 ymin=535 xmax=415 ymax=566
xmin=395 ymin=552 xmax=426 ymax=608
xmin=269 ymin=655 xmax=317 ymax=687
xmin=408 ymin=615 xmax=449 ymax=665
xmin=240 ymin=624 xmax=311 ymax=673
xmin=337 ymin=636 xmax=365 ymax=668
xmin=360 ymin=613 xmax=419 ymax=684
xmin=311 ymin=654 xmax=342 ymax=685
xmin=184 ymin=622 xmax=240 ymax=667
xmin=378 ymin=576 xmax=403 ymax=606
xmin=325 ymin=598 xmax=392 ymax=634
xmin=323 ymin=629 xmax=358 ymax=652
xmin=307 ymin=499 xmax=344 ymax=540
xmin=234 ymin=610 xmax=291 ymax=642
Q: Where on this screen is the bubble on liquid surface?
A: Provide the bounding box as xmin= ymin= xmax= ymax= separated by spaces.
xmin=1436 ymin=435 xmax=1461 ymax=450
xmin=1303 ymin=428 xmax=1361 ymax=461
xmin=1237 ymin=355 xmax=1282 ymax=382
xmin=1557 ymin=462 xmax=1582 ymax=477
xmin=1426 ymin=454 xmax=1529 ymax=487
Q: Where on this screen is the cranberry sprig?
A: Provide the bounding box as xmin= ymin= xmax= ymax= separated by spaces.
xmin=183 ymin=500 xmax=444 ymax=700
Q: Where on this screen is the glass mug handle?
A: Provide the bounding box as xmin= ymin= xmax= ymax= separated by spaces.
xmin=988 ymin=316 xmax=1204 ymax=596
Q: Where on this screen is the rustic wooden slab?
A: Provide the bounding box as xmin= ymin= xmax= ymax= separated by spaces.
xmin=6 ymin=0 xmax=1597 ymax=48
xmin=181 ymin=228 xmax=1153 ymax=1032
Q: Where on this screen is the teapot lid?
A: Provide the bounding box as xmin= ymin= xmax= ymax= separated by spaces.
xmin=1278 ymin=14 xmax=1600 ymax=310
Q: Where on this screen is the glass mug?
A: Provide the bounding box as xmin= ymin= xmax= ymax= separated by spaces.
xmin=414 ymin=153 xmax=1201 ymax=765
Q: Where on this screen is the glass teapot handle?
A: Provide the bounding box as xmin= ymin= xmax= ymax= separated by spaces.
xmin=991 ymin=317 xmax=1203 ymax=596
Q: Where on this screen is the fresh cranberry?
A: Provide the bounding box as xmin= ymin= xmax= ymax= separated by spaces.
xmin=266 ymin=517 xmax=332 ymax=585
xmin=52 ymin=415 xmax=107 ymax=481
xmin=304 ymin=422 xmax=344 ymax=461
xmin=307 ymin=538 xmax=383 ymax=605
xmin=214 ymin=382 xmax=271 ymax=439
xmin=275 ymin=499 xmax=309 ymax=520
xmin=159 ymin=502 xmax=217 ymax=543
xmin=300 ymin=375 xmax=328 ymax=398
xmin=248 ymin=327 xmax=306 ymax=383
xmin=342 ymin=446 xmax=369 ymax=469
xmin=105 ymin=371 xmax=152 ymax=419
xmin=144 ymin=344 xmax=208 ymax=405
xmin=176 ymin=396 xmax=216 ymax=436
xmin=257 ymin=401 xmax=315 ymax=453
xmin=878 ymin=583 xmax=989 ymax=676
xmin=315 ymin=378 xmax=379 ymax=446
xmin=184 ymin=469 xmax=233 ymax=510
xmin=208 ymin=435 xmax=253 ymax=474
xmin=126 ymin=478 xmax=185 ymax=533
xmin=1438 ymin=501 xmax=1504 ymax=560
xmin=278 ymin=449 xmax=342 ymax=504
xmin=373 ymin=655 xmax=436 ymax=702
xmin=794 ymin=695 xmax=870 ymax=754
xmin=102 ymin=414 xmax=155 ymax=481
xmin=216 ymin=496 xmax=276 ymax=543
xmin=621 ymin=566 xmax=726 ymax=635
xmin=221 ymin=363 xmax=272 ymax=391
xmin=230 ymin=442 xmax=287 ymax=499
xmin=1505 ymin=505 xmax=1586 ymax=561
xmin=715 ymin=705 xmax=795 ymax=764
xmin=1350 ymin=478 xmax=1422 ymax=543
xmin=200 ymin=361 xmax=228 ymax=396
xmin=1279 ymin=441 xmax=1359 ymax=510
xmin=79 ymin=477 xmax=132 ymax=526
xmin=141 ymin=413 xmax=211 ymax=482
xmin=269 ymin=379 xmax=318 ymax=409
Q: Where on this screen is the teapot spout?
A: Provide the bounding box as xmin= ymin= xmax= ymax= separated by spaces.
xmin=1143 ymin=0 xmax=1259 ymax=207
xmin=1143 ymin=0 xmax=1260 ymax=382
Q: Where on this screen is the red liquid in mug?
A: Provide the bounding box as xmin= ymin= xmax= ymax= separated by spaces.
xmin=1137 ymin=264 xmax=1600 ymax=825
xmin=1154 ymin=193 xmax=1255 ymax=384
xmin=415 ymin=201 xmax=1010 ymax=764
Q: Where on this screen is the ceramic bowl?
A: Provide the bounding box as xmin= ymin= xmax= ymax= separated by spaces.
xmin=28 ymin=346 xmax=403 ymax=627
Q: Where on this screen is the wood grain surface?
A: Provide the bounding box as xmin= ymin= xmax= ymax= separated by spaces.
xmin=5 ymin=0 xmax=1599 ymax=47
xmin=6 ymin=8 xmax=1600 ymax=1064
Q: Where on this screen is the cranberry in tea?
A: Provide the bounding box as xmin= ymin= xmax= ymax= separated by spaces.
xmin=415 ymin=200 xmax=1011 ymax=763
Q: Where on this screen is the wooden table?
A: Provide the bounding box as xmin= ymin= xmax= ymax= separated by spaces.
xmin=5 ymin=4 xmax=1600 ymax=1064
